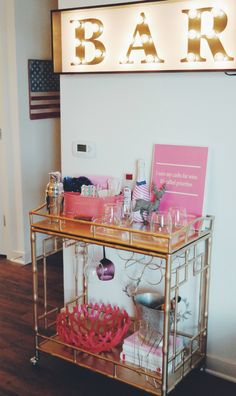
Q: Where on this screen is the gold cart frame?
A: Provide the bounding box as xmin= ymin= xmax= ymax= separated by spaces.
xmin=29 ymin=204 xmax=214 ymax=396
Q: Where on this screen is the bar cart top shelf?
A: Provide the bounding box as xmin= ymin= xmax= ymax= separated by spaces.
xmin=30 ymin=204 xmax=214 ymax=256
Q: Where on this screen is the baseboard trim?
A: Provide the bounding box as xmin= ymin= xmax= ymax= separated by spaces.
xmin=206 ymin=368 xmax=236 ymax=384
xmin=206 ymin=354 xmax=236 ymax=383
xmin=10 ymin=250 xmax=31 ymax=265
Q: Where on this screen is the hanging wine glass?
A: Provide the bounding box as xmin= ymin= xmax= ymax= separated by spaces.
xmin=96 ymin=246 xmax=115 ymax=281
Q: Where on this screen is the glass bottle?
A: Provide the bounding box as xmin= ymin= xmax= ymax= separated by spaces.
xmin=132 ymin=159 xmax=150 ymax=222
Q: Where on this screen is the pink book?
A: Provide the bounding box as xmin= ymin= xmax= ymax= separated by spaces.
xmin=120 ymin=332 xmax=183 ymax=373
xmin=122 ymin=332 xmax=183 ymax=354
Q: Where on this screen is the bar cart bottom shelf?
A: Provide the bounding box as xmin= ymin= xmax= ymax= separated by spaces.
xmin=35 ymin=336 xmax=204 ymax=395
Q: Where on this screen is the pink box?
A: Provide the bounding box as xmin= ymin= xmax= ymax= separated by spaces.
xmin=64 ymin=192 xmax=122 ymax=220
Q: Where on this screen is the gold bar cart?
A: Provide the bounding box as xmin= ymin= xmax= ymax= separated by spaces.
xmin=29 ymin=204 xmax=214 ymax=396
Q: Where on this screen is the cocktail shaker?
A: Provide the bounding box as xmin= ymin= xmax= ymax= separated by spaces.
xmin=45 ymin=171 xmax=64 ymax=220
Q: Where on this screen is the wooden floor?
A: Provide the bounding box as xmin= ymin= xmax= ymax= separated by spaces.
xmin=0 ymin=255 xmax=236 ymax=396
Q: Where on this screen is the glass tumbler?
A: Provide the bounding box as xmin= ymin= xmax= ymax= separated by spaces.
xmin=102 ymin=202 xmax=122 ymax=225
xmin=150 ymin=211 xmax=172 ymax=234
xmin=168 ymin=207 xmax=187 ymax=229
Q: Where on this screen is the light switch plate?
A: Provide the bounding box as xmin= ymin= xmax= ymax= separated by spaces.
xmin=72 ymin=140 xmax=96 ymax=158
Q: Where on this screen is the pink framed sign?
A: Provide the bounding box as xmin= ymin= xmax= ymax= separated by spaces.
xmin=151 ymin=144 xmax=208 ymax=216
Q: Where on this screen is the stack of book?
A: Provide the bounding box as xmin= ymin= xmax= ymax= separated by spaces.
xmin=120 ymin=331 xmax=183 ymax=374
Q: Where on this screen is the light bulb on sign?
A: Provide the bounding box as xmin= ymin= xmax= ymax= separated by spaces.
xmin=92 ymin=23 xmax=100 ymax=33
xmin=206 ymin=31 xmax=216 ymax=39
xmin=73 ymin=57 xmax=81 ymax=65
xmin=187 ymin=52 xmax=196 ymax=62
xmin=146 ymin=54 xmax=154 ymax=63
xmin=137 ymin=14 xmax=145 ymax=24
xmin=188 ymin=9 xmax=199 ymax=19
xmin=141 ymin=34 xmax=149 ymax=44
xmin=119 ymin=56 xmax=129 ymax=64
xmin=73 ymin=20 xmax=81 ymax=28
xmin=98 ymin=25 xmax=104 ymax=33
xmin=95 ymin=49 xmax=103 ymax=58
xmin=188 ymin=29 xmax=198 ymax=39
xmin=214 ymin=52 xmax=224 ymax=62
xmin=212 ymin=8 xmax=224 ymax=18
xmin=154 ymin=56 xmax=160 ymax=63
xmin=75 ymin=39 xmax=81 ymax=46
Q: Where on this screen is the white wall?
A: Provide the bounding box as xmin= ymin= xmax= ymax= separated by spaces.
xmin=59 ymin=0 xmax=236 ymax=382
xmin=15 ymin=0 xmax=61 ymax=262
xmin=0 ymin=0 xmax=60 ymax=262
xmin=0 ymin=0 xmax=25 ymax=258
xmin=0 ymin=0 xmax=8 ymax=254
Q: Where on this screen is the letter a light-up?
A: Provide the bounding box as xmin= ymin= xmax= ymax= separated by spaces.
xmin=123 ymin=12 xmax=164 ymax=64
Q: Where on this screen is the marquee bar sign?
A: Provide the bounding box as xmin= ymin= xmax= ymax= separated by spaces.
xmin=52 ymin=0 xmax=236 ymax=73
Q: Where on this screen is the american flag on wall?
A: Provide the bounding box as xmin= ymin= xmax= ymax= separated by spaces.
xmin=28 ymin=59 xmax=60 ymax=120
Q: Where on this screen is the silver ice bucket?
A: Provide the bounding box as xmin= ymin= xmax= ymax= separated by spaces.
xmin=134 ymin=292 xmax=174 ymax=345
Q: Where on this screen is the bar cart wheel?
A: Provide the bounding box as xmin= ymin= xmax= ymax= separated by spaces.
xmin=30 ymin=356 xmax=39 ymax=366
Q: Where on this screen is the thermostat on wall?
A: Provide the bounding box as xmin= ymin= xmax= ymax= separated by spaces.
xmin=72 ymin=140 xmax=96 ymax=158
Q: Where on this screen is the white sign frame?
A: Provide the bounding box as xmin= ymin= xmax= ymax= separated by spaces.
xmin=52 ymin=0 xmax=236 ymax=73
